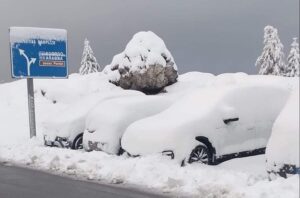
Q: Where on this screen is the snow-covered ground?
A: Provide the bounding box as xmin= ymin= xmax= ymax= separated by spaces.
xmin=0 ymin=72 xmax=299 ymax=198
xmin=0 ymin=140 xmax=298 ymax=198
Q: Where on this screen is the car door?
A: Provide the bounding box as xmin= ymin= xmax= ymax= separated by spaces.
xmin=219 ymin=87 xmax=262 ymax=155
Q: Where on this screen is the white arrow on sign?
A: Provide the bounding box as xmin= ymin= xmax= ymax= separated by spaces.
xmin=19 ymin=49 xmax=36 ymax=76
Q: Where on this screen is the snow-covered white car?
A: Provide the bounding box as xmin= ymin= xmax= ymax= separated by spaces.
xmin=43 ymin=90 xmax=143 ymax=149
xmin=122 ymin=83 xmax=291 ymax=165
xmin=83 ymin=95 xmax=173 ymax=154
xmin=266 ymin=89 xmax=299 ymax=179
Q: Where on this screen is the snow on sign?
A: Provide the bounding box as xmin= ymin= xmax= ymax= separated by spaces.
xmin=9 ymin=27 xmax=68 ymax=78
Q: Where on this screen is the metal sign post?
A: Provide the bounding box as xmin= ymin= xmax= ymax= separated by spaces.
xmin=27 ymin=78 xmax=36 ymax=138
xmin=9 ymin=27 xmax=68 ymax=138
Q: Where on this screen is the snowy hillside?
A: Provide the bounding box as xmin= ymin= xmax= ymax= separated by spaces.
xmin=0 ymin=72 xmax=299 ymax=198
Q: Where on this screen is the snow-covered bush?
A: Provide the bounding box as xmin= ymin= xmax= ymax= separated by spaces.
xmin=285 ymin=38 xmax=299 ymax=77
xmin=79 ymin=39 xmax=102 ymax=75
xmin=256 ymin=26 xmax=285 ymax=76
xmin=105 ymin=31 xmax=178 ymax=94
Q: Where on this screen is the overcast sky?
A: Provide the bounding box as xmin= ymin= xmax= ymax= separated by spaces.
xmin=0 ymin=0 xmax=299 ymax=83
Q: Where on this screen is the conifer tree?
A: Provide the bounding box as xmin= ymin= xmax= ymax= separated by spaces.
xmin=285 ymin=38 xmax=299 ymax=77
xmin=79 ymin=38 xmax=101 ymax=75
xmin=255 ymin=26 xmax=285 ymax=75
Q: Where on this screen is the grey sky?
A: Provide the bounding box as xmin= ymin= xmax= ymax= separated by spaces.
xmin=0 ymin=0 xmax=299 ymax=83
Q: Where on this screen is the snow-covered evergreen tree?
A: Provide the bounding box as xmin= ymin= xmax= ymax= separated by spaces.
xmin=79 ymin=38 xmax=101 ymax=75
xmin=255 ymin=26 xmax=285 ymax=75
xmin=285 ymin=38 xmax=299 ymax=77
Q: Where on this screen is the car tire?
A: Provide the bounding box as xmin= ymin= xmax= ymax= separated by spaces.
xmin=72 ymin=133 xmax=83 ymax=150
xmin=188 ymin=143 xmax=213 ymax=165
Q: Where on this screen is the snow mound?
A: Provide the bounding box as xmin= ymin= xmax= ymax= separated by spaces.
xmin=266 ymin=89 xmax=300 ymax=171
xmin=164 ymin=72 xmax=215 ymax=97
xmin=113 ymin=31 xmax=177 ymax=71
xmin=105 ymin=31 xmax=178 ymax=93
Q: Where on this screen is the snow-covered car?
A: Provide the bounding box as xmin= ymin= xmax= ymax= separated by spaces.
xmin=83 ymin=95 xmax=173 ymax=154
xmin=266 ymin=89 xmax=299 ymax=179
xmin=43 ymin=90 xmax=143 ymax=149
xmin=122 ymin=83 xmax=291 ymax=165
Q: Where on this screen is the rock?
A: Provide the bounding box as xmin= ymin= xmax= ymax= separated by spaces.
xmin=105 ymin=31 xmax=178 ymax=94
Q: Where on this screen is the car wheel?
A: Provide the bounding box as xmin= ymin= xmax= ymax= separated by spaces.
xmin=188 ymin=143 xmax=212 ymax=165
xmin=72 ymin=134 xmax=83 ymax=150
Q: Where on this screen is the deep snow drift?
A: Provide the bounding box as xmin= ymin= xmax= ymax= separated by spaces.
xmin=0 ymin=72 xmax=299 ymax=198
xmin=266 ymin=89 xmax=300 ymax=172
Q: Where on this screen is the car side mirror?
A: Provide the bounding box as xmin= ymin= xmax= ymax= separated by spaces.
xmin=221 ymin=105 xmax=239 ymax=125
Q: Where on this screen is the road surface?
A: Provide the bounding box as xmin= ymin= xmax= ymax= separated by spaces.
xmin=0 ymin=164 xmax=166 ymax=198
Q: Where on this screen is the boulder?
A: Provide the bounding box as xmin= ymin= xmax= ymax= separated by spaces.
xmin=105 ymin=31 xmax=178 ymax=94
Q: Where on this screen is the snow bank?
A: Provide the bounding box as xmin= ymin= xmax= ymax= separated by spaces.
xmin=266 ymin=89 xmax=299 ymax=171
xmin=0 ymin=140 xmax=298 ymax=198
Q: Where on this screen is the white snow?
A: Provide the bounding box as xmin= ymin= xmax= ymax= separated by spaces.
xmin=266 ymin=89 xmax=300 ymax=171
xmin=122 ymin=76 xmax=295 ymax=162
xmin=83 ymin=95 xmax=173 ymax=154
xmin=40 ymin=73 xmax=143 ymax=142
xmin=0 ymin=72 xmax=299 ymax=198
xmin=0 ymin=140 xmax=298 ymax=198
xmin=43 ymin=90 xmax=143 ymax=143
xmin=107 ymin=31 xmax=177 ymax=80
xmin=10 ymin=27 xmax=67 ymax=43
xmin=163 ymin=72 xmax=215 ymax=97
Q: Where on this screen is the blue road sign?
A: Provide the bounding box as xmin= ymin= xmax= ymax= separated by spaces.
xmin=9 ymin=27 xmax=68 ymax=78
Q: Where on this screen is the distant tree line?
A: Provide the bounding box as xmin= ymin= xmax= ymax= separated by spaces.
xmin=78 ymin=28 xmax=299 ymax=78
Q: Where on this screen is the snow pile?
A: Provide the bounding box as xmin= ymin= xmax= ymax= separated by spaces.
xmin=266 ymin=89 xmax=299 ymax=171
xmin=10 ymin=27 xmax=67 ymax=43
xmin=0 ymin=140 xmax=298 ymax=198
xmin=105 ymin=31 xmax=178 ymax=93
